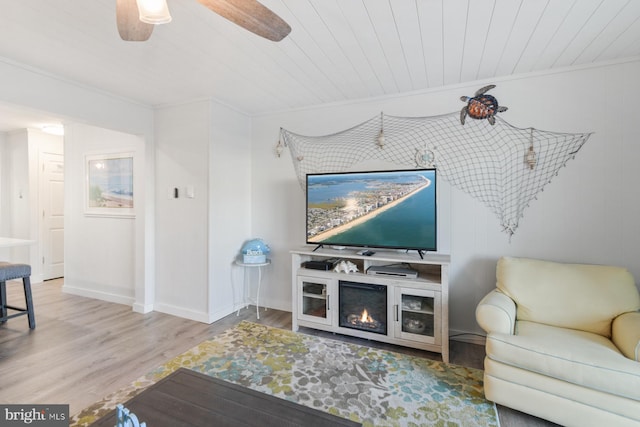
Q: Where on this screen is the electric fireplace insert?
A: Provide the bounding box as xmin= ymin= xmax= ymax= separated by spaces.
xmin=338 ymin=280 xmax=387 ymax=335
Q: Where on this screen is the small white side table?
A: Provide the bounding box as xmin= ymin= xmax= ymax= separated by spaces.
xmin=235 ymin=259 xmax=271 ymax=319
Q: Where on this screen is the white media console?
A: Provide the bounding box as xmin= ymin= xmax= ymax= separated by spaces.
xmin=291 ymin=246 xmax=451 ymax=363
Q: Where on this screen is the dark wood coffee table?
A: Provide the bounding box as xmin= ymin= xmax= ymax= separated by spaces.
xmin=91 ymin=368 xmax=361 ymax=426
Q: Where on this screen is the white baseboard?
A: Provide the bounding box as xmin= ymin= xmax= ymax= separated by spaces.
xmin=449 ymin=328 xmax=486 ymax=346
xmin=154 ymin=302 xmax=211 ymax=324
xmin=132 ymin=302 xmax=154 ymax=314
xmin=147 ymin=303 xmax=237 ymax=324
xmin=207 ymin=305 xmax=237 ymax=324
xmin=62 ymin=284 xmax=135 ymax=306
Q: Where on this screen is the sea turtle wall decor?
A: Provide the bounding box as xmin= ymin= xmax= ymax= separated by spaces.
xmin=460 ymin=84 xmax=508 ymax=125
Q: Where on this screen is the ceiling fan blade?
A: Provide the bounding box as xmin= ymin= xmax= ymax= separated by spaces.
xmin=116 ymin=0 xmax=154 ymax=41
xmin=197 ymin=0 xmax=291 ymax=42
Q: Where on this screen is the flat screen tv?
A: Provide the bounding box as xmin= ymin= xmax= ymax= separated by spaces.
xmin=306 ymin=169 xmax=437 ymax=254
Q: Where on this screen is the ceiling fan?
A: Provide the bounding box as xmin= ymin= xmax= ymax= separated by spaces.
xmin=116 ymin=0 xmax=291 ymax=42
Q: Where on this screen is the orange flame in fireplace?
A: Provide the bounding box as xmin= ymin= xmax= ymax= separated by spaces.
xmin=360 ymin=309 xmax=374 ymax=323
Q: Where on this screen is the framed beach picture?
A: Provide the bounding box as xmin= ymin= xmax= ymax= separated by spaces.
xmin=85 ymin=152 xmax=135 ymax=217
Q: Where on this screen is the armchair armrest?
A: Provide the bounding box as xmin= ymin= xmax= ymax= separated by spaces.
xmin=476 ymin=289 xmax=516 ymax=335
xmin=612 ymin=311 xmax=640 ymax=361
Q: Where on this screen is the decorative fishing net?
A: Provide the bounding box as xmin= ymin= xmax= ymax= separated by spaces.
xmin=279 ymin=112 xmax=591 ymax=236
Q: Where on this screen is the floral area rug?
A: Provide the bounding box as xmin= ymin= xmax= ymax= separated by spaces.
xmin=72 ymin=321 xmax=498 ymax=426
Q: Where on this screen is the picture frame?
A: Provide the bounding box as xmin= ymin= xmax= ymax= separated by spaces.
xmin=85 ymin=152 xmax=135 ymax=217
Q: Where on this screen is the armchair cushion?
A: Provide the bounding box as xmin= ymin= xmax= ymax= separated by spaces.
xmin=487 ymin=321 xmax=640 ymax=401
xmin=496 ymin=257 xmax=640 ymax=337
xmin=612 ymin=311 xmax=640 ymax=361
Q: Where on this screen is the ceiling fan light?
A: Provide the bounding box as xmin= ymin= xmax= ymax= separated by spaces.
xmin=136 ymin=0 xmax=172 ymax=24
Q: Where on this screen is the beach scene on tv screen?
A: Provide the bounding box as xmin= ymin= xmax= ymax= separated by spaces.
xmin=307 ymin=170 xmax=436 ymax=249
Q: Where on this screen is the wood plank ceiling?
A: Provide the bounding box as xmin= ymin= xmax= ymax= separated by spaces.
xmin=0 ymin=0 xmax=639 ymax=123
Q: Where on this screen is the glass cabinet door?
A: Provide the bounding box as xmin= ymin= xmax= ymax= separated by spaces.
xmin=394 ymin=287 xmax=440 ymax=344
xmin=297 ymin=276 xmax=333 ymax=325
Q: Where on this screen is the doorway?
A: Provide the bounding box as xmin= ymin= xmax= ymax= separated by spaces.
xmin=40 ymin=152 xmax=65 ymax=280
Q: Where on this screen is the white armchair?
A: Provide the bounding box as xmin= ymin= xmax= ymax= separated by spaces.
xmin=476 ymin=257 xmax=640 ymax=427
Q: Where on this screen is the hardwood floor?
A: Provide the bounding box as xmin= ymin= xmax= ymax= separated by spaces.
xmin=0 ymin=279 xmax=557 ymax=426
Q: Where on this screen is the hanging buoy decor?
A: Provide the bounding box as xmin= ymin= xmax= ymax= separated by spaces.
xmin=526 ymin=129 xmax=536 ymax=170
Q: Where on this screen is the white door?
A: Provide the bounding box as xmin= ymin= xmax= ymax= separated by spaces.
xmin=41 ymin=152 xmax=65 ymax=280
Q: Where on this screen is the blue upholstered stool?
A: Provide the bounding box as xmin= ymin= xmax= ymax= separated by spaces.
xmin=0 ymin=262 xmax=35 ymax=329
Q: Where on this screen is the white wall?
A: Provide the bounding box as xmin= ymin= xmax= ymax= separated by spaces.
xmin=0 ymin=58 xmax=253 ymax=322
xmin=208 ymin=102 xmax=252 ymax=321
xmin=0 ymin=132 xmax=6 ymax=238
xmin=0 ymin=57 xmax=154 ymax=311
xmin=154 ymin=100 xmax=252 ymax=323
xmin=154 ymin=101 xmax=210 ymax=321
xmin=1 ymin=130 xmax=30 ymax=264
xmin=0 ymin=58 xmax=153 ymax=136
xmin=63 ymin=124 xmax=144 ymax=305
xmin=251 ymin=59 xmax=640 ymax=337
xmin=0 ymin=129 xmax=63 ymax=275
xmin=5 ymin=131 xmax=29 ymax=246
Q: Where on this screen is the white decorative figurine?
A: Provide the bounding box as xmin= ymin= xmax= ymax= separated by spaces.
xmin=334 ymin=260 xmax=358 ymax=274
